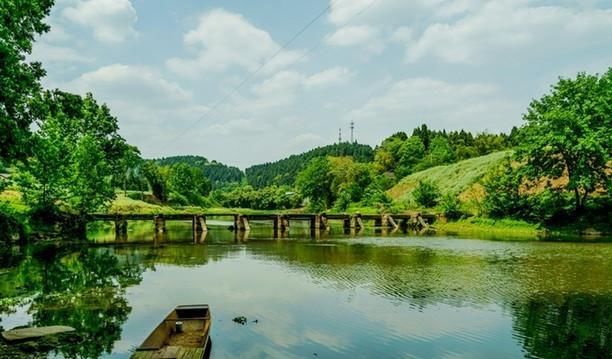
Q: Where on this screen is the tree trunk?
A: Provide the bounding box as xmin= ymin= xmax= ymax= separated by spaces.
xmin=574 ymin=188 xmax=587 ymax=214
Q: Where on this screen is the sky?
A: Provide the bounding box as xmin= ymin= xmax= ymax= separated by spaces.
xmin=31 ymin=0 xmax=612 ymax=168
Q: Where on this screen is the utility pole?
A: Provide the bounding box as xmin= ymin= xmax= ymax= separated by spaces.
xmin=350 ymin=121 xmax=355 ymax=143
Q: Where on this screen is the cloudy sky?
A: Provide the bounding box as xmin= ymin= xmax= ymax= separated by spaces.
xmin=32 ymin=0 xmax=612 ymax=168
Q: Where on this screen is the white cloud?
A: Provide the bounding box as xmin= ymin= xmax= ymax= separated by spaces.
xmin=325 ymin=25 xmax=380 ymax=47
xmin=404 ymin=2 xmax=612 ymax=64
xmin=63 ymin=0 xmax=137 ymax=43
xmin=350 ymin=77 xmax=521 ymax=133
xmin=304 ymin=67 xmax=353 ymax=88
xmin=31 ymin=43 xmax=93 ymax=63
xmin=390 ymin=26 xmax=413 ymax=43
xmin=69 ymin=64 xmax=192 ymax=104
xmin=167 ymin=9 xmax=305 ymax=76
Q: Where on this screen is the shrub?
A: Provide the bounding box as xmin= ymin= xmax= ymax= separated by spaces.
xmin=413 ymin=180 xmax=440 ymax=208
xmin=439 ymin=192 xmax=462 ymax=220
xmin=0 ymin=202 xmax=26 ymax=242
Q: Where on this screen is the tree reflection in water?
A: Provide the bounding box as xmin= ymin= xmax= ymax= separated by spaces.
xmin=0 ymin=239 xmax=611 ymax=359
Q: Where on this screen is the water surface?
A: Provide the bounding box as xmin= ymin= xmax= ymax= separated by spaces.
xmin=1 ymin=224 xmax=610 ymax=358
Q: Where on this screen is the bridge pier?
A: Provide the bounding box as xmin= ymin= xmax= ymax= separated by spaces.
xmin=236 ymin=215 xmax=250 ymax=231
xmin=154 ymin=215 xmax=166 ymax=233
xmin=350 ymin=214 xmax=363 ymax=230
xmin=320 ymin=214 xmax=330 ymax=231
xmin=115 ymin=218 xmax=128 ymax=236
xmin=192 ymin=215 xmax=207 ymax=233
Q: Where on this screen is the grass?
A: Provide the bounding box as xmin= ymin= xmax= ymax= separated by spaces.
xmin=435 ymin=217 xmax=541 ymax=238
xmin=389 ymin=151 xmax=511 ymax=204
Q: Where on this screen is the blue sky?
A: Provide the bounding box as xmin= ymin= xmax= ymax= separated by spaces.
xmin=32 ymin=0 xmax=612 ymax=168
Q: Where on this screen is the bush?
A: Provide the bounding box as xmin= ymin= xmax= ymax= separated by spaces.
xmin=481 ymin=160 xmax=529 ymax=218
xmin=333 ymin=191 xmax=352 ymax=211
xmin=413 ymin=180 xmax=440 ymax=208
xmin=439 ymin=192 xmax=462 ymax=220
xmin=0 ymin=202 xmax=26 ymax=242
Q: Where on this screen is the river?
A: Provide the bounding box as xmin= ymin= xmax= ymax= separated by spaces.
xmin=1 ymin=222 xmax=611 ymax=358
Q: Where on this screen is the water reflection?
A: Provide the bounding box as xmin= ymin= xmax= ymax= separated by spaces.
xmin=1 ymin=231 xmax=611 ymax=358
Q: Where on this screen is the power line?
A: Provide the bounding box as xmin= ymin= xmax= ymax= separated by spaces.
xmin=168 ymin=0 xmax=380 ymax=145
xmin=169 ymin=2 xmax=335 ymax=143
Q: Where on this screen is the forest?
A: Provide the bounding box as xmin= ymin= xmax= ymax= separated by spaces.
xmin=0 ymin=0 xmax=610 ymax=241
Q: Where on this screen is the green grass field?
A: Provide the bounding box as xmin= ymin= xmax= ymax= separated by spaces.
xmin=389 ymin=150 xmax=511 ymax=204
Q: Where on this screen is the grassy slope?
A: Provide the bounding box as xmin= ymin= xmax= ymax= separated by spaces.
xmin=389 ymin=150 xmax=511 ymax=203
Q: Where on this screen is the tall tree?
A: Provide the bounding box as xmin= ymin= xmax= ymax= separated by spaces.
xmin=296 ymin=157 xmax=334 ymax=211
xmin=517 ymin=69 xmax=611 ymax=212
xmin=19 ymin=91 xmax=129 ymax=214
xmin=0 ymin=0 xmax=54 ymax=161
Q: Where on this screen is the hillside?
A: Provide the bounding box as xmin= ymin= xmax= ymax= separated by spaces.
xmin=245 ymin=142 xmax=374 ymax=188
xmin=389 ymin=150 xmax=511 ymax=202
xmin=155 ymin=155 xmax=244 ymax=187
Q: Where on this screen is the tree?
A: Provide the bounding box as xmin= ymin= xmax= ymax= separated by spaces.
xmin=517 ymin=69 xmax=611 ymax=213
xmin=19 ymin=91 xmax=129 ymax=215
xmin=296 ymin=157 xmax=334 ymax=211
xmin=0 ymin=0 xmax=54 ymax=162
xmin=426 ymin=136 xmax=455 ymax=166
xmin=167 ymin=163 xmax=212 ymax=205
xmin=142 ymin=162 xmax=167 ymax=202
xmin=396 ymin=136 xmax=426 ymax=177
xmin=481 ymin=160 xmax=528 ymax=219
xmin=69 ymin=135 xmax=114 ymax=214
xmin=412 ymin=180 xmax=440 ymax=208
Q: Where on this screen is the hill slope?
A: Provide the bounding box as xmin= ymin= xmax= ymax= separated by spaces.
xmin=155 ymin=155 xmax=244 ymax=187
xmin=245 ymin=142 xmax=374 ymax=188
xmin=389 ymin=150 xmax=511 ymax=202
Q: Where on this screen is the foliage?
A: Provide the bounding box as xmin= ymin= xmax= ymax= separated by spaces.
xmin=156 ymin=155 xmax=243 ymax=188
xmin=141 ymin=162 xmax=167 ymax=202
xmin=396 ymin=136 xmax=426 ymax=177
xmin=390 ymin=151 xmax=511 ymax=203
xmin=18 ymin=91 xmax=128 ymax=215
xmin=0 ymin=0 xmax=54 ymax=162
xmin=517 ymin=69 xmax=612 ymax=213
xmin=425 ymin=136 xmax=455 ymax=167
xmin=296 ymin=157 xmax=334 ymax=211
xmin=375 ymin=124 xmax=513 ymax=181
xmin=68 ymin=135 xmax=115 ymax=214
xmin=167 ymin=163 xmax=212 ymax=206
xmin=412 ymin=180 xmax=440 ymax=208
xmin=0 ymin=201 xmax=26 ymax=242
xmin=246 ymin=142 xmax=374 ymax=188
xmin=481 ymin=159 xmax=529 ymax=219
xmin=439 ymin=193 xmax=462 ymax=220
xmin=215 ymin=184 xmax=301 ymax=210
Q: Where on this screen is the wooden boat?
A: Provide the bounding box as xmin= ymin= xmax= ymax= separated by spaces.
xmin=132 ymin=305 xmax=211 ymax=359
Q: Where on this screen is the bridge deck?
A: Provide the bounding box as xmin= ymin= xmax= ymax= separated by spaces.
xmin=88 ymin=212 xmax=437 ymax=222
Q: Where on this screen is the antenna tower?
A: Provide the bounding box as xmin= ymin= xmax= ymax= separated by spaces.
xmin=338 ymin=128 xmax=342 ymax=143
xmin=350 ymin=121 xmax=355 ymax=143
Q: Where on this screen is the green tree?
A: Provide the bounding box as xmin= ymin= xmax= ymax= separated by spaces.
xmin=413 ymin=180 xmax=440 ymax=208
xmin=481 ymin=159 xmax=528 ymax=218
xmin=167 ymin=163 xmax=212 ymax=205
xmin=19 ymin=91 xmax=129 ymax=214
xmin=142 ymin=162 xmax=167 ymax=202
xmin=396 ymin=136 xmax=426 ymax=177
xmin=439 ymin=192 xmax=462 ymax=220
xmin=518 ymin=69 xmax=612 ymax=213
xmin=296 ymin=157 xmax=334 ymax=211
xmin=69 ymin=135 xmax=114 ymax=214
xmin=426 ymin=136 xmax=455 ymax=166
xmin=0 ymin=0 xmax=54 ymax=162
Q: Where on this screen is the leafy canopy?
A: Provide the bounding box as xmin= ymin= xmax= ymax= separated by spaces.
xmin=0 ymin=0 xmax=54 ymax=161
xmin=517 ymin=69 xmax=611 ymax=212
